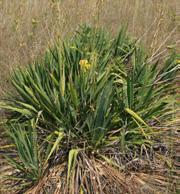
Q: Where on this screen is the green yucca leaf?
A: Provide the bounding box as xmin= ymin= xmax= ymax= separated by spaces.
xmin=13 ymin=100 xmax=38 ymax=113
xmin=50 ymin=73 xmax=59 ymax=87
xmin=4 ymin=123 xmax=43 ymax=184
xmin=4 ymin=156 xmax=25 ymax=172
xmin=125 ymin=108 xmax=150 ymax=129
xmin=68 ymin=76 xmax=79 ymax=108
xmin=67 ymin=149 xmax=79 ymax=185
xmin=132 ymin=118 xmax=148 ymax=137
xmin=0 ymin=102 xmax=33 ymax=117
xmin=12 ymin=79 xmax=37 ymax=104
xmin=127 ymin=76 xmax=134 ymax=109
xmin=60 ymin=63 xmax=65 ymax=97
xmin=45 ymin=129 xmax=64 ymax=164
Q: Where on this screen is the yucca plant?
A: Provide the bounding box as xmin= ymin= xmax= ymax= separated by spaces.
xmin=2 ymin=121 xmax=43 ymax=192
xmin=0 ymin=25 xmax=179 ymax=193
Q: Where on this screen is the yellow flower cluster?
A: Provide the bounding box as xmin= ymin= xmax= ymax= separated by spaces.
xmin=79 ymin=59 xmax=91 ymax=70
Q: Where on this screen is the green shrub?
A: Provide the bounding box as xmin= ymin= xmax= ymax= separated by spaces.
xmin=0 ymin=25 xmax=179 ymax=192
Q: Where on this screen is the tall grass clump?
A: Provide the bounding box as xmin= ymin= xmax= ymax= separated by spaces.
xmin=0 ymin=25 xmax=179 ymax=193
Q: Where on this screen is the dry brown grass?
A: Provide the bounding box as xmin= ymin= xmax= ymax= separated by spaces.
xmin=29 ymin=152 xmax=178 ymax=194
xmin=0 ymin=0 xmax=179 ymax=97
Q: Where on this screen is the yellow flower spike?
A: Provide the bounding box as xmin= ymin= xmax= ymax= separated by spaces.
xmin=79 ymin=59 xmax=91 ymax=71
